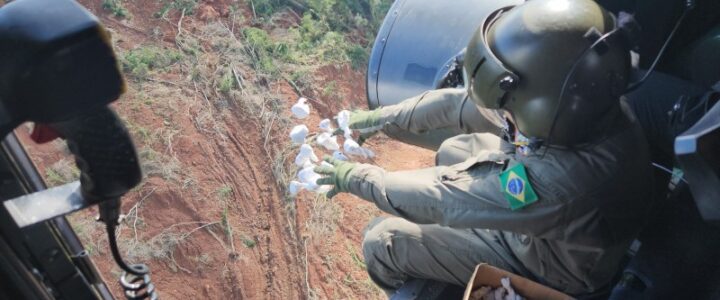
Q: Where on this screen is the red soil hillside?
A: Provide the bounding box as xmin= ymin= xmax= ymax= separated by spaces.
xmin=17 ymin=0 xmax=435 ymax=299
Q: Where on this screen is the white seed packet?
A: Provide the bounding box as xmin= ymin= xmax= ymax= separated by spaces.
xmin=291 ymin=97 xmax=310 ymax=119
xmin=319 ymin=118 xmax=334 ymax=133
xmin=343 ymin=137 xmax=375 ymax=159
xmin=288 ymin=180 xmax=305 ymax=196
xmin=337 ymin=110 xmax=351 ymax=129
xmin=316 ymin=132 xmax=340 ymax=151
xmin=294 ymin=144 xmax=319 ymax=166
xmin=289 ymin=124 xmax=309 ymax=145
xmin=315 ymin=185 xmax=332 ymax=194
xmin=297 ymin=165 xmax=321 ymax=191
xmin=332 ymin=151 xmax=349 ymax=161
xmin=342 ymin=127 xmax=353 ymax=139
xmin=500 ymin=277 xmax=517 ymax=300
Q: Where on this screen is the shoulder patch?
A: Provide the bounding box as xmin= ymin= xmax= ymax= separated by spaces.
xmin=498 ymin=163 xmax=538 ymax=210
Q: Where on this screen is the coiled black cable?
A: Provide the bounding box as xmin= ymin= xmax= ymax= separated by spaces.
xmin=107 ymin=222 xmax=159 ymax=300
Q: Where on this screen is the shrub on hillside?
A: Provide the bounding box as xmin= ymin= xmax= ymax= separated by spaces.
xmin=122 ymin=46 xmax=183 ymax=80
xmin=318 ymin=31 xmax=349 ymax=62
xmin=102 ymin=0 xmax=130 ymax=18
xmin=239 ymin=0 xmax=392 ymax=82
xmin=346 ymin=44 xmax=368 ymax=70
xmin=218 ymin=69 xmax=236 ymax=94
xmin=242 ymin=27 xmax=279 ymax=75
xmin=252 ymin=0 xmax=284 ymax=18
xmin=155 ymin=0 xmax=199 ymax=17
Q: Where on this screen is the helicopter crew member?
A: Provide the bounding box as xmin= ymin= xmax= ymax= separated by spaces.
xmin=316 ymin=0 xmax=654 ymax=295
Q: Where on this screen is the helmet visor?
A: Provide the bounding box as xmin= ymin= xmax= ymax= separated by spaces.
xmin=466 ymin=6 xmax=519 ymax=109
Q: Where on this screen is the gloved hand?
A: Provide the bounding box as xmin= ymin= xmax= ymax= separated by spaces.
xmin=314 ymin=156 xmax=357 ymax=198
xmin=335 ymin=109 xmax=383 ymax=145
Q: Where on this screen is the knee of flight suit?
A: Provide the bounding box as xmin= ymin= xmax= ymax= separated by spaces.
xmin=435 ymin=133 xmax=505 ymax=166
xmin=362 ymin=217 xmax=408 ymax=290
xmin=362 ymin=216 xmax=393 ymax=263
xmin=435 ymin=136 xmax=473 ymax=166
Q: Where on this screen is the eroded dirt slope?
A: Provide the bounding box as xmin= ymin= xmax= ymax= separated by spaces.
xmin=18 ymin=0 xmax=435 ymax=299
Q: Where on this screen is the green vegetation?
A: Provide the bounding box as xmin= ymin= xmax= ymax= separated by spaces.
xmin=45 ymin=159 xmax=80 ymax=187
xmin=220 ymin=207 xmax=237 ymax=253
xmin=347 ymin=243 xmax=366 ymax=269
xmin=122 ymin=46 xmax=183 ymax=80
xmin=68 ymin=213 xmax=104 ymax=255
xmin=127 ymin=124 xmax=152 ymax=143
xmin=289 ymin=68 xmax=313 ymax=93
xmin=155 ymin=0 xmax=199 ymax=17
xmin=241 ymin=235 xmax=256 ymax=248
xmin=322 ymin=80 xmax=337 ymax=97
xmin=251 ymin=0 xmax=283 ymax=18
xmin=221 ymin=208 xmax=231 ymax=234
xmin=218 ymin=69 xmax=236 ymax=94
xmin=346 ymin=44 xmax=369 ymax=70
xmin=322 ymin=80 xmax=341 ymax=102
xmin=253 ymin=0 xmax=390 ymax=32
xmin=240 ymin=0 xmax=393 ymax=77
xmin=217 ymin=185 xmax=233 ymax=200
xmin=242 ymin=27 xmax=281 ymax=75
xmin=45 ymin=169 xmax=69 ymax=186
xmin=138 ymin=147 xmax=181 ymax=181
xmin=102 ymin=0 xmax=130 ymax=18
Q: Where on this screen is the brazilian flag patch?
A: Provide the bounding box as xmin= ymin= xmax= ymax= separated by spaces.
xmin=499 ymin=164 xmax=538 ymax=210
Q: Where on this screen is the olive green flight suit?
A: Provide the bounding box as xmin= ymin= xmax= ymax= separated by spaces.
xmin=376 ymin=88 xmax=507 ymax=151
xmin=354 ymin=89 xmax=654 ymax=295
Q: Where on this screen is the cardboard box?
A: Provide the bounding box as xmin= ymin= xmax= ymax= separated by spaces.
xmin=463 ymin=264 xmax=573 ymax=300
